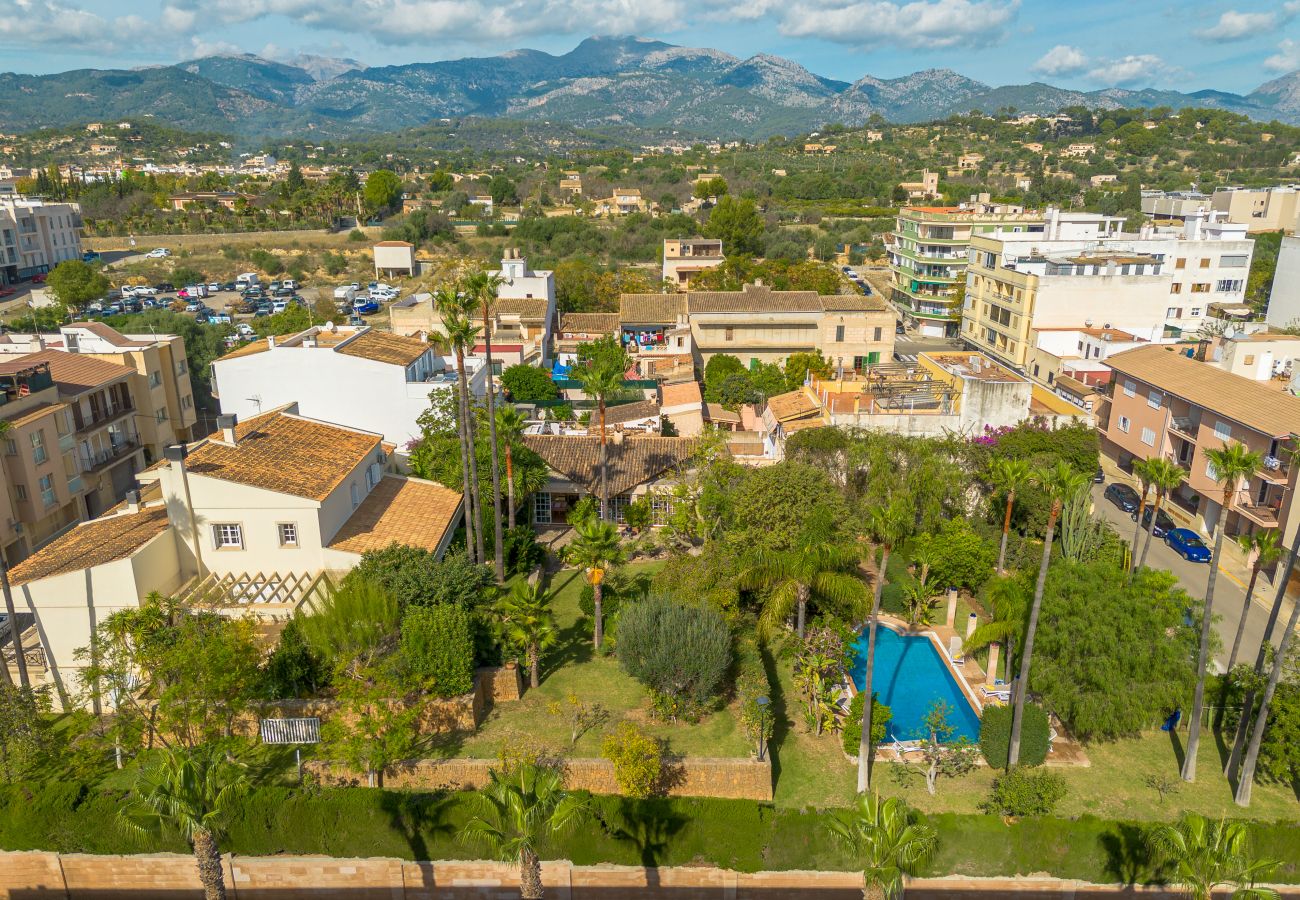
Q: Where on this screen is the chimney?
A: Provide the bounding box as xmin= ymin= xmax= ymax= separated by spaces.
xmin=610 ymin=425 xmax=626 ymax=445
xmin=124 ymin=489 xmax=141 ymax=513
xmin=165 ymin=443 xmax=206 ymax=578
xmin=217 ymin=413 xmax=238 ymax=446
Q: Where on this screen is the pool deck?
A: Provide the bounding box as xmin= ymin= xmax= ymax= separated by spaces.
xmin=852 ymin=614 xmax=1090 ymax=767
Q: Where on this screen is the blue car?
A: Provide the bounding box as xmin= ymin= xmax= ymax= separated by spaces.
xmin=1165 ymin=528 xmax=1211 ymax=562
xmin=353 ymin=300 xmax=380 ymax=315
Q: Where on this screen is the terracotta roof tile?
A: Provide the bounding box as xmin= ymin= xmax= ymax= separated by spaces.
xmin=374 ymin=240 xmax=413 ymax=247
xmin=659 ymin=381 xmax=703 ymax=408
xmin=0 ymin=349 xmax=134 ymax=396
xmin=620 ymin=294 xmax=686 ymax=324
xmin=521 ymin=434 xmax=698 ymax=500
xmin=604 ymin=399 xmax=660 ymax=425
xmin=559 ymin=313 xmax=619 ymax=335
xmin=8 ymin=505 xmax=170 ymax=586
xmin=1106 ymin=345 xmax=1300 ymax=438
xmin=65 ymin=321 xmax=153 ymax=347
xmin=335 ymin=330 xmax=429 ymax=367
xmin=493 ymin=298 xmax=550 ymax=319
xmin=186 ymin=409 xmax=382 ymax=501
xmin=1 ymin=401 xmax=67 ymax=429
xmin=687 ymin=286 xmax=821 ymax=313
xmin=328 ymin=476 xmax=462 ymax=557
xmin=704 ymin=402 xmax=741 ymax=423
xmin=218 ymin=340 xmax=272 ymax=360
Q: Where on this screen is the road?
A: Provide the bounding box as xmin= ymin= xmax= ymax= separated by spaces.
xmin=1090 ymin=481 xmax=1283 ymax=673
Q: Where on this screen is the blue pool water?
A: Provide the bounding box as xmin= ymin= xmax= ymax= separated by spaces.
xmin=848 ymin=626 xmax=982 ymax=743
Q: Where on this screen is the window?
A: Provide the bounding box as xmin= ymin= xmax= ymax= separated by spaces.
xmin=1206 ymin=460 xmax=1219 ymax=482
xmin=1033 ymin=364 xmax=1040 ymax=377
xmin=650 ymin=494 xmax=673 ymax=526
xmin=3 ymin=438 xmax=15 ymax=455
xmin=1190 ymin=308 xmax=1201 ymax=317
xmin=1216 ymin=279 xmax=1243 ymax=292
xmin=1141 ymin=427 xmax=1156 ymax=446
xmin=1170 ymin=284 xmax=1182 ymax=294
xmin=1220 ymin=254 xmax=1248 ymax=268
xmin=1244 ymin=355 xmax=1256 ymax=365
xmin=533 ymin=492 xmax=552 ymax=524
xmin=1147 ymin=390 xmax=1162 ymax=409
xmin=1199 ymin=258 xmax=1211 ymax=268
xmin=182 ymin=395 xmax=193 ymax=410
xmin=872 ymin=326 xmax=882 ymax=341
xmin=148 ymin=371 xmax=161 ymax=388
xmin=14 ymin=483 xmax=27 ymax=500
xmin=1118 ymin=415 xmax=1131 ymax=433
xmin=350 ymin=482 xmax=360 ymax=508
xmin=724 ymin=327 xmax=734 ymax=341
xmin=835 ymin=325 xmax=845 ymax=342
xmin=1191 ymin=283 xmax=1210 ymax=293
xmin=1123 ymin=379 xmax=1136 ymax=397
xmin=38 ymin=474 xmax=55 ymax=507
xmin=213 ymin=523 xmax=243 ymax=549
xmin=277 ymin=523 xmax=298 ymax=547
xmin=30 ymin=429 xmax=47 ymax=465
xmin=176 ymin=359 xmax=188 ymax=375
xmin=155 ymin=408 xmax=167 ymax=423
xmin=1175 ymin=258 xmax=1187 ymax=269
xmin=1214 ymin=420 xmax=1231 ymax=441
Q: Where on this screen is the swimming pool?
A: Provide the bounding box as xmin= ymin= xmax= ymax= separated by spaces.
xmin=848 ymin=626 xmax=982 ymax=743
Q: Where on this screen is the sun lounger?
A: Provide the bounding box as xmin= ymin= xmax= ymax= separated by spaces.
xmin=947 ymin=635 xmax=965 ymax=666
xmin=891 ymin=739 xmax=925 ymax=757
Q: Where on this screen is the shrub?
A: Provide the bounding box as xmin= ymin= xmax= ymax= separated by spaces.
xmin=503 ymin=525 xmax=546 ymax=577
xmin=297 ymin=579 xmax=399 ymax=676
xmin=601 ymin=722 xmax=665 ymax=798
xmin=579 ymin=567 xmax=651 ymax=629
xmin=734 ymin=636 xmax=774 ymax=756
xmin=249 ymin=248 xmax=284 ymax=274
xmin=348 ymin=545 xmax=495 ymax=611
xmin=653 ymin=546 xmax=742 ymax=622
xmin=348 ymin=229 xmax=368 ymax=241
xmin=979 ymin=702 xmax=1050 ymax=768
xmin=624 ymin=497 xmax=652 ymax=531
xmin=981 ymin=766 xmax=1067 ymax=817
xmin=400 ymin=605 xmax=475 ymax=698
xmin=617 ymin=596 xmax=731 ymax=719
xmin=258 ymin=619 xmax=327 ymax=699
xmin=840 ymin=692 xmax=893 ymax=758
xmin=501 ymin=363 xmax=560 ymax=402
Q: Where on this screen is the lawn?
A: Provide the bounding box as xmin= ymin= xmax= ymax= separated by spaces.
xmin=430 ymin=561 xmax=751 ymax=760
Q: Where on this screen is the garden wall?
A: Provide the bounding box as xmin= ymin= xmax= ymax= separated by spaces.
xmin=5 ymin=852 xmax=1300 ymax=900
xmin=305 ymin=755 xmax=775 ymax=801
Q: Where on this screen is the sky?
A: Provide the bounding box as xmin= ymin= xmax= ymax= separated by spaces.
xmin=0 ymin=0 xmax=1296 ymax=93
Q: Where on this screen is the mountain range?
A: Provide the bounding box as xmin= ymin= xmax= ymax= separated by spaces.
xmin=2 ymin=36 xmax=1297 ymax=140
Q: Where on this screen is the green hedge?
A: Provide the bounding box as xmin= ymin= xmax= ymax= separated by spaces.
xmin=1 ymin=783 xmax=1297 ymax=883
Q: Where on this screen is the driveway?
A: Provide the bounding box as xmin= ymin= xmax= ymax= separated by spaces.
xmin=1091 ymin=481 xmax=1281 ymax=673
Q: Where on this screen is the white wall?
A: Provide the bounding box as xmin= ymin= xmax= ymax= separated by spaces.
xmin=1266 ymin=235 xmax=1300 ymax=330
xmin=1032 ymin=275 xmax=1171 ymax=340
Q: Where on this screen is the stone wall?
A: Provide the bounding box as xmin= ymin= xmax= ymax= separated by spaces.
xmin=305 ymin=755 xmax=775 ymax=801
xmin=5 ymin=852 xmax=1299 ymax=899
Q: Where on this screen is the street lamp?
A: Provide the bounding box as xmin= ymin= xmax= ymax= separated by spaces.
xmin=755 ymin=696 xmax=771 ymax=762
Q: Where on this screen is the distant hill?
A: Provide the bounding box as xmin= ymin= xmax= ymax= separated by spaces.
xmin=1 ymin=36 xmax=1294 ymax=139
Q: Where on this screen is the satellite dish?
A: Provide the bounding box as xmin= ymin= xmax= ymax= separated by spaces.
xmin=1224 ymin=325 xmax=1238 ymax=340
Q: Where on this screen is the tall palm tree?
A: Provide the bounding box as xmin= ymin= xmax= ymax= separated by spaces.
xmin=1138 ymin=458 xmax=1186 ymax=572
xmin=825 ymin=791 xmax=938 ymax=900
xmin=1235 ymin=572 xmax=1300 ymax=807
xmin=119 ymin=747 xmax=249 ymax=900
xmin=571 ymin=336 xmax=628 ymax=521
xmin=468 ymin=270 xmax=506 ymax=581
xmin=564 ymin=517 xmax=624 ymax=650
xmin=987 ymin=457 xmax=1031 ymax=575
xmin=435 ymin=285 xmax=481 ymax=564
xmin=1008 ymin=462 xmax=1086 ymax=768
xmin=1226 ymin=530 xmax=1281 ymax=672
xmin=458 ymin=762 xmax=587 ymax=900
xmin=740 ymin=531 xmax=866 ymax=641
xmin=1128 ymin=457 xmax=1157 ymax=581
xmin=1184 ymin=441 xmax=1262 ymax=783
xmin=963 ymin=575 xmax=1028 ymax=685
xmin=0 ymin=420 xmax=27 ymax=689
xmin=1145 ymin=812 xmax=1279 ymax=899
xmin=857 ymin=498 xmax=914 ymax=793
xmin=496 ymin=406 xmax=528 ymax=527
xmin=496 ymin=580 xmax=558 ymax=689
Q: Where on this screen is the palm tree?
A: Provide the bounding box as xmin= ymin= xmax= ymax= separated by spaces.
xmin=963 ymin=575 xmax=1027 ymax=685
xmin=825 ymin=792 xmax=938 ymax=900
xmin=497 ymin=580 xmax=558 ymax=689
xmin=570 ymin=336 xmax=628 ymax=521
xmin=857 ymin=498 xmax=914 ymax=793
xmin=1184 ymin=441 xmax=1262 ymax=783
xmin=1138 ymin=458 xmax=1186 ymax=572
xmin=988 ymin=458 xmax=1031 ymax=575
xmin=468 ymin=269 xmax=506 ymax=581
xmin=564 ymin=517 xmax=624 ymax=649
xmin=1128 ymin=458 xmax=1157 ymax=581
xmin=496 ymin=406 xmax=528 ymax=527
xmin=1235 ymin=573 xmax=1300 ymax=807
xmin=1145 ymin=812 xmax=1279 ymax=899
xmin=458 ymin=762 xmax=587 ymax=900
xmin=740 ymin=531 xmax=866 ymax=641
xmin=119 ymin=748 xmax=249 ymax=900
xmin=0 ymin=419 xmax=27 ymax=689
xmin=435 ymin=285 xmax=482 ymax=564
xmin=1008 ymin=462 xmax=1086 ymax=768
xmin=1227 ymin=530 xmax=1281 ymax=672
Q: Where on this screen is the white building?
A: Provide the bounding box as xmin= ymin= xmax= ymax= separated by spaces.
xmin=0 ymin=191 xmax=84 ymax=286
xmin=210 ymin=325 xmax=485 ymax=450
xmin=372 ymin=240 xmax=416 ymax=278
xmin=1266 ymin=234 xmax=1300 ymax=331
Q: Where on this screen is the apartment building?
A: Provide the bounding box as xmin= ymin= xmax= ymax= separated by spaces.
xmin=618 ymin=284 xmax=895 ymax=372
xmin=1210 ymin=185 xmax=1300 ymax=232
xmin=662 ymin=238 xmax=724 ymax=290
xmin=211 ymin=325 xmax=479 ymax=449
xmin=1265 ymin=234 xmax=1300 ymax=331
xmin=1142 ymin=190 xmax=1210 ymax=222
xmin=6 ymin=406 xmax=464 ymax=703
xmin=888 ymin=199 xmax=1044 ymax=337
xmin=0 ymin=191 xmax=83 ymax=285
xmin=962 ymin=210 xmax=1253 ymax=371
xmin=1099 ymin=344 xmax=1300 ymax=545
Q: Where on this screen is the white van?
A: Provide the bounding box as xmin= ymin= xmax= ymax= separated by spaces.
xmin=236 ymin=273 xmax=260 ymax=288
xmin=333 ymin=285 xmax=357 ymax=302
xmin=282 ymin=279 xmax=297 ymax=291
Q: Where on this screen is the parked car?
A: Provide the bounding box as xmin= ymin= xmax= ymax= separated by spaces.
xmin=268 ymin=281 xmax=282 ymax=292
xmin=236 ymin=323 xmax=256 ymax=338
xmin=185 ymin=300 xmax=203 ymax=312
xmin=124 ymin=300 xmax=143 ymax=314
xmin=146 ymin=248 xmax=171 ymax=259
xmin=282 ymin=279 xmax=297 ymax=291
xmin=82 ymin=251 xmax=103 ymax=263
xmin=334 ymin=285 xmax=357 ymax=302
xmin=347 ymin=314 xmax=365 ymax=327
xmin=1093 ymin=466 xmax=1105 ymax=483
xmin=210 ymin=312 xmax=232 ymax=324
xmin=207 ymin=282 xmax=222 ymax=293
xmin=273 ymin=287 xmax=294 ymax=298
xmin=253 ymin=308 xmax=270 ymax=318
xmin=1165 ymin=528 xmax=1212 ymax=562
xmin=272 ymin=301 xmax=288 ymax=314
xmin=1103 ymin=482 xmax=1141 ymax=513
xmin=353 ymin=299 xmax=380 ymax=315
xmin=154 ymin=282 xmax=174 ymax=293
xmin=223 ymin=282 xmax=238 ymax=292
xmin=31 ymin=273 xmax=46 ymax=283
xmin=895 ymin=322 xmax=906 ymax=335
xmin=1133 ymin=505 xmax=1177 ymax=539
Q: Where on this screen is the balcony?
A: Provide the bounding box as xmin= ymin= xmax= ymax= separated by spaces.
xmin=72 ymin=397 xmax=133 ymax=433
xmin=79 ymin=437 xmax=139 ymax=474
xmin=1258 ymin=455 xmax=1291 ymax=483
xmin=1236 ymin=502 xmax=1280 ymax=529
xmin=1169 ymin=416 xmax=1198 ymax=441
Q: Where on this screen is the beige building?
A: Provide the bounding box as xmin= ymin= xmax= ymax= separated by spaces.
xmin=662 ymin=238 xmax=724 ymax=290
xmin=0 ymin=191 xmax=83 ymax=286
xmin=372 ymin=240 xmax=416 ymax=277
xmin=593 ymin=189 xmax=647 ymax=217
xmin=898 ymin=170 xmax=940 ymax=201
xmin=1210 ymin=185 xmax=1300 ymax=232
xmin=559 ymin=172 xmax=583 ymax=197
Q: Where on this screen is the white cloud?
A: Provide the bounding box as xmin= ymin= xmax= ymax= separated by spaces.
xmin=1086 ymin=54 xmax=1173 ymax=87
xmin=778 ymin=0 xmax=1020 ymax=48
xmin=1264 ymin=37 xmax=1300 ymax=72
xmin=1195 ymin=9 xmax=1280 ymax=40
xmin=1032 ymin=44 xmax=1089 ymax=76
xmin=0 ymin=0 xmax=155 ymax=47
xmin=180 ymin=36 xmax=246 ymax=60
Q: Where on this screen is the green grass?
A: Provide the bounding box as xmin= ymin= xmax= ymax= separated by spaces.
xmin=432 ymin=562 xmax=749 ymax=760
